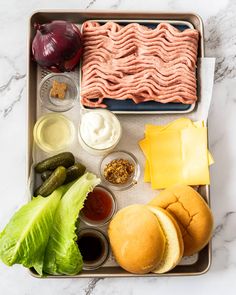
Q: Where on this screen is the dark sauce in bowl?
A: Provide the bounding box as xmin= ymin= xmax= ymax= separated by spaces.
xmin=78 ymin=232 xmax=105 ymax=263
xmin=77 ymin=228 xmax=109 ymax=270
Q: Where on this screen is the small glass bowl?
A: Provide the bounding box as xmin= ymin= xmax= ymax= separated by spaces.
xmin=78 ymin=109 xmax=122 ymax=156
xmin=80 ymin=185 xmax=117 ymax=227
xmin=77 ymin=228 xmax=109 ymax=270
xmin=100 ymin=150 xmax=140 ymax=191
xmin=33 ymin=113 xmax=75 ymax=153
xmin=39 ymin=73 xmax=78 ymax=112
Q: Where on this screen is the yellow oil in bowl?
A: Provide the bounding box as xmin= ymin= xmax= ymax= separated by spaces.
xmin=33 ymin=113 xmax=75 ymax=153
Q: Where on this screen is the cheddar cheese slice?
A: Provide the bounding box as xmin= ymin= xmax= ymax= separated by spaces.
xmin=138 ymin=118 xmax=213 ymax=189
xmin=149 ymin=129 xmax=183 ymax=189
xmin=181 ymin=127 xmax=210 ymax=185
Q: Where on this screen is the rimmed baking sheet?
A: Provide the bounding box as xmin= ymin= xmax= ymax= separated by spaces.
xmin=27 ymin=11 xmax=211 ymax=278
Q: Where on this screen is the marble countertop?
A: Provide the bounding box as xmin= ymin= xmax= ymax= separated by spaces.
xmin=0 ymin=0 xmax=236 ymax=294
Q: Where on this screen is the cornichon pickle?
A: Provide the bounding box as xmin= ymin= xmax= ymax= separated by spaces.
xmin=41 ymin=171 xmax=53 ymax=181
xmin=64 ymin=163 xmax=86 ymax=184
xmin=35 ymin=152 xmax=75 ymax=173
xmin=35 ymin=166 xmax=67 ymax=197
xmin=40 ymin=163 xmax=86 ymax=183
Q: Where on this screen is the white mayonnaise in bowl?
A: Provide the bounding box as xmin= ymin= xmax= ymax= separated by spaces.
xmin=78 ymin=109 xmax=122 ymax=156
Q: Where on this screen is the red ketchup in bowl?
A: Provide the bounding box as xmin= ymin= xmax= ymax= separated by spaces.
xmin=81 ymin=186 xmax=116 ymax=225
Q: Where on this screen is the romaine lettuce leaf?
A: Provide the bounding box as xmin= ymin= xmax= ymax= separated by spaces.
xmin=0 ymin=185 xmax=68 ymax=275
xmin=43 ymin=172 xmax=100 ymax=275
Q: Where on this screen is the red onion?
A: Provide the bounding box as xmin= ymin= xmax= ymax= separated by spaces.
xmin=32 ymin=20 xmax=83 ymax=72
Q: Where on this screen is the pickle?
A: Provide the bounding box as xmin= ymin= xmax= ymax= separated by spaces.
xmin=64 ymin=163 xmax=86 ymax=184
xmin=35 ymin=166 xmax=67 ymax=197
xmin=41 ymin=171 xmax=53 ymax=181
xmin=35 ymin=152 xmax=75 ymax=173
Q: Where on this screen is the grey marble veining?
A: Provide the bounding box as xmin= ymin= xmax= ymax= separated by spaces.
xmin=0 ymin=0 xmax=236 ymax=294
xmin=85 ymin=278 xmax=103 ymax=295
xmin=86 ymin=0 xmax=97 ymax=9
xmin=0 ymin=56 xmax=26 ymax=118
xmin=205 ymin=0 xmax=236 ymax=82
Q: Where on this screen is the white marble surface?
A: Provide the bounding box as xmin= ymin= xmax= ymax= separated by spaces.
xmin=0 ymin=0 xmax=236 ymax=294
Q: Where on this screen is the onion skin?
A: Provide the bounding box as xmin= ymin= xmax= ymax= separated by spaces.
xmin=32 ymin=20 xmax=83 ymax=72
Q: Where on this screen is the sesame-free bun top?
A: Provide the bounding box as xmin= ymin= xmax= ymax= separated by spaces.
xmin=108 ymin=204 xmax=166 ymax=274
xmin=149 ymin=185 xmax=213 ymax=256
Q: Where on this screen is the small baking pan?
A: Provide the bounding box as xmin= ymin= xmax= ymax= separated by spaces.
xmin=80 ymin=19 xmax=197 ymax=114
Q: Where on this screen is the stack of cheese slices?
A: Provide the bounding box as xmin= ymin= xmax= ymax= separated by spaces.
xmin=108 ymin=185 xmax=213 ymax=274
xmin=139 ymin=118 xmax=214 ymax=189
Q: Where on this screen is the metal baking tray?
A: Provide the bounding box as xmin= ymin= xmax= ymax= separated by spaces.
xmin=79 ymin=19 xmax=196 ymax=114
xmin=27 ymin=10 xmax=210 ymax=278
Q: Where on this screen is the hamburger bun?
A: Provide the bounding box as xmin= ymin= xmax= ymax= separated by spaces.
xmin=147 ymin=206 xmax=184 ymax=273
xmin=108 ymin=204 xmax=166 ymax=274
xmin=149 ymin=185 xmax=213 ymax=256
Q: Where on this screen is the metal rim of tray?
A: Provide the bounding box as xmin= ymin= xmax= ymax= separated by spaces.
xmin=27 ymin=10 xmax=210 ymax=278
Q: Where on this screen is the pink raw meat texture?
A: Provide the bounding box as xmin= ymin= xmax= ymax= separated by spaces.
xmin=81 ymin=21 xmax=199 ymax=108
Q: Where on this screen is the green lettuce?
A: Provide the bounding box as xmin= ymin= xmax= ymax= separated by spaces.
xmin=0 ymin=185 xmax=68 ymax=275
xmin=43 ymin=172 xmax=100 ymax=275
